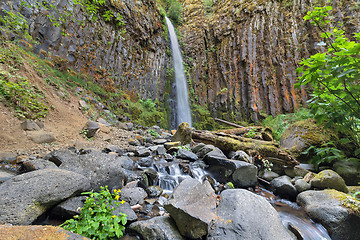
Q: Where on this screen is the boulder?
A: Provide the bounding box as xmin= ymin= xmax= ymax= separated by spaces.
xmin=231 ymin=150 xmax=251 ymax=163
xmin=297 ymin=189 xmax=360 ymax=240
xmin=271 ymin=175 xmax=298 ymax=200
xmin=191 ymin=143 xmax=206 ymax=154
xmin=333 ymin=160 xmax=360 ymax=186
xmin=164 ymin=178 xmax=216 ymax=239
xmin=119 ymin=187 xmax=147 ymax=205
xmin=0 ymin=152 xmax=17 ymax=163
xmin=135 ymin=148 xmax=151 ymax=157
xmin=44 ymin=149 xmax=126 ymax=191
xmin=171 ymin=122 xmax=192 ymax=145
xmin=231 ymin=161 xmax=258 ymax=188
xmin=261 ymin=171 xmax=279 ymax=181
xmin=0 ymin=169 xmax=90 ymax=225
xmin=136 ymin=156 xmax=154 ymax=167
xmin=176 ymin=149 xmax=198 ymax=161
xmin=164 ymin=142 xmax=181 ymax=150
xmin=52 ymin=196 xmax=86 ymax=219
xmin=146 ymin=185 xmax=163 ymax=198
xmin=0 ymin=225 xmax=90 ymax=240
xmin=0 ymin=170 xmax=16 ymax=184
xmin=20 ymin=159 xmax=58 ymax=172
xmin=196 ymin=144 xmax=216 ymax=158
xmin=28 ymin=130 xmax=56 ymax=144
xmin=311 ymin=170 xmax=348 ymax=193
xmin=21 ymin=120 xmax=41 ymax=131
xmin=153 ymin=139 xmax=168 ymax=145
xmin=129 ymin=216 xmax=184 ymax=240
xmin=294 ymin=179 xmax=311 ymax=193
xmin=208 ymin=189 xmax=292 ymax=240
xmin=113 ymin=201 xmax=137 ymax=222
xmin=83 ymin=120 xmax=99 ymax=138
xmin=280 ymin=119 xmax=334 ymax=159
xmin=118 ymin=122 xmax=134 ymax=131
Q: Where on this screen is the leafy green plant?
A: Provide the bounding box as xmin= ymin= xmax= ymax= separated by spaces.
xmin=60 ymin=186 xmax=127 ymax=240
xmin=302 ymin=142 xmax=346 ymax=170
xmin=148 ymin=129 xmax=160 ymax=138
xmin=244 ymin=127 xmax=257 ymax=138
xmin=178 ymin=145 xmax=191 ymax=151
xmin=0 ymin=9 xmax=33 ymax=41
xmin=0 ymin=71 xmax=48 ymax=119
xmin=296 ymin=6 xmax=360 ymax=149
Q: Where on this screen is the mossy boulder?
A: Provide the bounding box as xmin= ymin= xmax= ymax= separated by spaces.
xmin=280 ymin=119 xmax=335 ymax=161
xmin=310 ymin=170 xmax=348 ymax=193
xmin=333 ymin=159 xmax=360 ymax=186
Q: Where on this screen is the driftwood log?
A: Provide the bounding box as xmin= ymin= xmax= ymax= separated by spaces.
xmin=192 ymin=130 xmax=299 ymax=167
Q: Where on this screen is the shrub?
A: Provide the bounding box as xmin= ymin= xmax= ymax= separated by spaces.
xmin=60 ymin=186 xmax=127 ymax=240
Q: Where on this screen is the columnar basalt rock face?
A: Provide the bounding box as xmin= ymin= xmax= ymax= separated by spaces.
xmin=1 ymin=0 xmax=169 ymax=101
xmin=180 ymin=0 xmax=360 ymax=122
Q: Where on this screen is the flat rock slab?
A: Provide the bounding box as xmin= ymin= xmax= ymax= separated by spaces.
xmin=0 ymin=225 xmax=89 ymax=240
xmin=208 ymin=189 xmax=293 ymax=240
xmin=129 ymin=216 xmax=184 ymax=240
xmin=28 ymin=130 xmax=56 ymax=144
xmin=0 ymin=169 xmax=90 ymax=225
xmin=164 ymin=178 xmax=216 ymax=239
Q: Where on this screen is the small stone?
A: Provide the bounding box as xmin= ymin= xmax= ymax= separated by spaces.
xmin=21 ymin=120 xmax=40 ymax=131
xmin=153 ymin=139 xmax=168 ymax=145
xmin=83 ymin=121 xmax=99 ymax=138
xmin=177 ymin=149 xmax=198 ymax=161
xmin=28 ymin=131 xmax=56 ymax=144
xmin=294 ymin=179 xmax=311 ymax=193
xmin=78 ymin=100 xmax=89 ymax=110
xmin=135 ymin=148 xmax=151 ymax=157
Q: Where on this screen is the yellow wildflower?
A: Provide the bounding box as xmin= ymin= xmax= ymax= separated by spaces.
xmin=112 ymin=215 xmax=116 ymax=218
xmin=120 ymin=200 xmax=125 ymax=204
xmin=115 ymin=195 xmax=120 ymax=200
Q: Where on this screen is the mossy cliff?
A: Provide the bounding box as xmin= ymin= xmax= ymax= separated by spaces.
xmin=179 ymin=0 xmax=360 ymax=122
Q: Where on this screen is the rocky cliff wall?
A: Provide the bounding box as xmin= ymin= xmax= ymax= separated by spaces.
xmin=180 ymin=0 xmax=360 ymax=122
xmin=1 ymin=0 xmax=169 ymax=102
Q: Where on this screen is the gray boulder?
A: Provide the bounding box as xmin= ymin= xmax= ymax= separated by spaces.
xmin=164 ymin=178 xmax=216 ymax=239
xmin=177 ymin=149 xmax=198 ymax=161
xmin=119 ymin=187 xmax=147 ymax=205
xmin=52 ymin=196 xmax=86 ymax=219
xmin=113 ymin=201 xmax=137 ymax=222
xmin=297 ymin=190 xmax=360 ymax=240
xmin=0 ymin=169 xmax=90 ymax=225
xmin=231 ymin=161 xmax=258 ymax=188
xmin=261 ymin=171 xmax=279 ymax=181
xmin=135 ymin=148 xmax=151 ymax=157
xmin=21 ymin=159 xmax=58 ymax=172
xmin=84 ymin=120 xmax=99 ymax=138
xmin=21 ymin=120 xmax=41 ymax=131
xmin=129 ymin=216 xmax=184 ymax=240
xmin=153 ymin=139 xmax=168 ymax=145
xmin=271 ymin=175 xmax=298 ymax=200
xmin=196 ymin=144 xmax=216 ymax=158
xmin=45 ymin=149 xmax=127 ymax=191
xmin=0 ymin=170 xmax=16 ymax=184
xmin=310 ymin=170 xmax=348 ymax=193
xmin=28 ymin=130 xmax=56 ymax=144
xmin=294 ymin=179 xmax=311 ymax=193
xmin=231 ymin=150 xmax=251 ymax=162
xmin=191 ymin=143 xmax=206 ymax=153
xmin=208 ymin=189 xmax=293 ymax=240
xmin=333 ymin=160 xmax=360 ymax=186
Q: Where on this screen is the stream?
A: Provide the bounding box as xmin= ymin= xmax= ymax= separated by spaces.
xmin=141 ymin=156 xmax=332 ymax=240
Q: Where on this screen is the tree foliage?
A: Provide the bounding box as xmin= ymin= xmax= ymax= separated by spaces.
xmin=295 ymin=6 xmax=360 ymax=153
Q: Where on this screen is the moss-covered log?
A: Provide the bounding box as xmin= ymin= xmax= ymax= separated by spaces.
xmin=192 ymin=130 xmax=299 ymax=166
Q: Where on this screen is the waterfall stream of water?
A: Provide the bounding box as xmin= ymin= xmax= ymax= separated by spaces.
xmin=165 ymin=16 xmax=192 ymax=127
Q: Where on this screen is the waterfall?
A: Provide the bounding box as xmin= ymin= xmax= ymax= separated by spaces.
xmin=165 ymin=16 xmax=192 ymax=127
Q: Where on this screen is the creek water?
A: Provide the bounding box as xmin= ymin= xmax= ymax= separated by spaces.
xmin=165 ymin=16 xmax=192 ymax=127
xmin=146 ymin=158 xmax=332 ymax=240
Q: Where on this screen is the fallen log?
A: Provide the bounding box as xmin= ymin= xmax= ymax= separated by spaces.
xmin=214 ymin=126 xmax=263 ymax=135
xmin=214 ymin=118 xmax=244 ymax=128
xmin=192 ymin=130 xmax=298 ymax=167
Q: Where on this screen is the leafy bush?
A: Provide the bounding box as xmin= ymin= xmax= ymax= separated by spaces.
xmin=60 ymin=186 xmax=127 ymax=240
xmin=296 ymin=6 xmax=360 ymax=149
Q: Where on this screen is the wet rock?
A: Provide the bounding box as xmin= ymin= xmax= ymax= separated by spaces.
xmin=83 ymin=120 xmax=99 ymax=138
xmin=52 ymin=196 xmax=86 ymax=219
xmin=44 ymin=149 xmax=126 ymax=191
xmin=0 ymin=169 xmax=90 ymax=225
xmin=196 ymin=144 xmax=216 ymax=158
xmin=136 ymin=156 xmax=153 ymax=167
xmin=164 ymin=178 xmax=216 ymax=239
xmin=129 ymin=216 xmax=184 ymax=240
xmin=208 ymin=189 xmax=292 ymax=240
xmin=28 ymin=130 xmax=56 ymax=144
xmin=261 ymin=171 xmax=279 ymax=181
xmin=311 ymin=170 xmax=348 ymax=193
xmin=171 ymin=122 xmax=192 ymax=145
xmin=21 ymin=159 xmax=58 ymax=172
xmin=297 ymin=190 xmax=360 ymax=240
xmin=271 ymin=175 xmax=298 ymax=200
xmin=0 ymin=170 xmax=16 ymax=184
xmin=191 ymin=143 xmax=205 ymax=153
xmin=294 ymin=179 xmax=311 ymax=193
xmin=176 ymin=149 xmax=198 ymax=161
xmin=231 ymin=150 xmax=251 ymax=163
xmin=149 ymin=145 xmax=166 ymax=155
xmin=21 ymin=120 xmax=40 ymax=131
xmin=232 ymin=161 xmax=258 ymax=188
xmin=0 ymin=225 xmax=90 ymax=240
xmin=333 ymin=160 xmax=360 ymax=186
xmin=117 ymin=156 xmax=134 ymax=170
xmin=146 ymin=185 xmax=163 ymax=198
xmin=135 ymin=148 xmax=151 ymax=157
xmin=285 ymin=166 xmax=310 ymax=178
xmin=113 ymin=201 xmax=137 ymax=222
xmin=119 ymin=187 xmax=147 ymax=205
